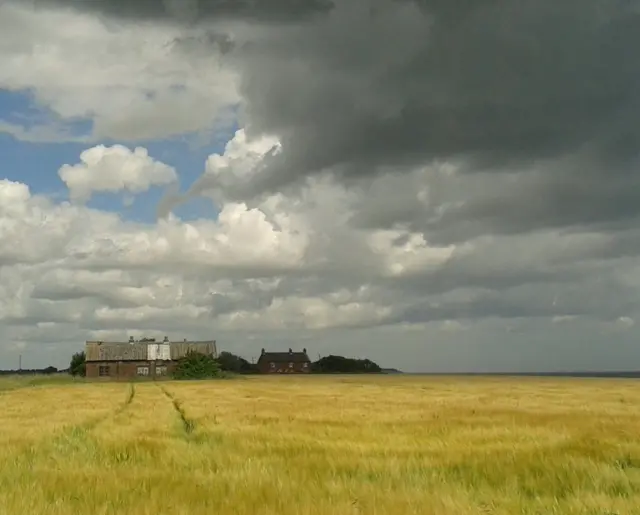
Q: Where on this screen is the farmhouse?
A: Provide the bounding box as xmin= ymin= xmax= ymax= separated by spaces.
xmin=85 ymin=337 xmax=217 ymax=380
xmin=256 ymin=348 xmax=311 ymax=374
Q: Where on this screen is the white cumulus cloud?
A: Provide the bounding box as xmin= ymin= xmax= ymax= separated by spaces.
xmin=58 ymin=145 xmax=178 ymax=202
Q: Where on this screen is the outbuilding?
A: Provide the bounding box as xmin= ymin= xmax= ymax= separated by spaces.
xmin=85 ymin=337 xmax=217 ymax=380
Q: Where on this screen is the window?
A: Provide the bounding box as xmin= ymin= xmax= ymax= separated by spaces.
xmin=98 ymin=365 xmax=109 ymax=377
xmin=302 ymin=362 xmax=308 ymax=369
xmin=137 ymin=366 xmax=149 ymax=376
xmin=288 ymin=362 xmax=294 ymax=368
xmin=156 ymin=366 xmax=167 ymax=376
xmin=270 ymin=362 xmax=275 ymax=369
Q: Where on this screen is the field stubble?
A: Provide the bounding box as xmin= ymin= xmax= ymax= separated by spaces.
xmin=0 ymin=375 xmax=639 ymax=514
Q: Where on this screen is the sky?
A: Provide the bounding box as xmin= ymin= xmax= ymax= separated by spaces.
xmin=1 ymin=0 xmax=640 ymax=373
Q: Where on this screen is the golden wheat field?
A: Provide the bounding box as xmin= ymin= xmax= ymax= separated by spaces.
xmin=1 ymin=375 xmax=640 ymax=515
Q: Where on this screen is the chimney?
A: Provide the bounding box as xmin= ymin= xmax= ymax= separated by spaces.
xmin=303 ymin=348 xmax=307 ymax=355
xmin=129 ymin=336 xmax=134 ymax=343
xmin=261 ymin=348 xmax=265 ymax=355
xmin=163 ymin=336 xmax=169 ymax=343
xmin=288 ymin=348 xmax=293 ymax=354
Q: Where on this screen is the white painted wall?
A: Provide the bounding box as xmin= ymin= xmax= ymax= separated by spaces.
xmin=158 ymin=343 xmax=171 ymax=360
xmin=148 ymin=343 xmax=171 ymax=361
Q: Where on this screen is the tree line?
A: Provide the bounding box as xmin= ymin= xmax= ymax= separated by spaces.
xmin=0 ymin=366 xmax=61 ymax=376
xmin=67 ymin=350 xmax=382 ymax=378
xmin=187 ymin=352 xmax=383 ymax=375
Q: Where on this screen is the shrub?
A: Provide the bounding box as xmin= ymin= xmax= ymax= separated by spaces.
xmin=173 ymin=351 xmax=222 ymax=380
xmin=311 ymin=355 xmax=382 ymax=374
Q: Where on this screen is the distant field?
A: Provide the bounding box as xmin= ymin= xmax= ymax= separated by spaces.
xmin=1 ymin=375 xmax=639 ymax=515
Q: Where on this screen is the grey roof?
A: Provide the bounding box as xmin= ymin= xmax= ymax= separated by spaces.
xmin=258 ymin=351 xmax=310 ymax=364
xmin=85 ymin=342 xmax=148 ymax=361
xmin=85 ymin=340 xmax=217 ymax=362
xmin=170 ymin=341 xmax=217 ymax=360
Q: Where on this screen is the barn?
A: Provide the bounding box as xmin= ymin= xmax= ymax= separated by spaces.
xmin=85 ymin=337 xmax=217 ymax=380
xmin=256 ymin=348 xmax=311 ymax=374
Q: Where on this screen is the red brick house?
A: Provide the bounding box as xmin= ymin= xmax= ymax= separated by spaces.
xmin=256 ymin=348 xmax=311 ymax=374
xmin=85 ymin=337 xmax=217 ymax=380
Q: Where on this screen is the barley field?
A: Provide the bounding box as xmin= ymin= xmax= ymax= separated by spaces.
xmin=0 ymin=375 xmax=639 ymax=515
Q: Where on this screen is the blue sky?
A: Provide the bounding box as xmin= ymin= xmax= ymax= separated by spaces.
xmin=0 ymin=89 xmax=235 ymax=223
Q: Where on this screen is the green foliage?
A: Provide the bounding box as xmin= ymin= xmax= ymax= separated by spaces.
xmin=216 ymin=351 xmax=258 ymax=374
xmin=311 ymin=355 xmax=382 ymax=374
xmin=173 ymin=351 xmax=222 ymax=380
xmin=69 ymin=351 xmax=86 ymax=377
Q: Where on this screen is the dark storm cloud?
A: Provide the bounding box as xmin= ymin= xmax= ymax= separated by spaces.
xmin=432 ymin=174 xmax=640 ymax=242
xmin=30 ymin=0 xmax=640 ymax=236
xmin=141 ymin=0 xmax=640 ymax=241
xmin=225 ymin=0 xmax=640 ymax=193
xmin=409 ymin=162 xmax=640 ymax=244
xmin=21 ymin=0 xmax=334 ymax=23
xmin=390 ymin=271 xmax=640 ymax=326
xmin=41 ymin=0 xmax=640 ymax=177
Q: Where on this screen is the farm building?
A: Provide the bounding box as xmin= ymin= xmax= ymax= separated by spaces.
xmin=85 ymin=337 xmax=217 ymax=380
xmin=256 ymin=348 xmax=311 ymax=374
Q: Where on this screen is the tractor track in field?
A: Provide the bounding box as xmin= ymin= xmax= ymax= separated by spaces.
xmin=157 ymin=384 xmax=196 ymax=436
xmin=83 ymin=382 xmax=136 ymax=431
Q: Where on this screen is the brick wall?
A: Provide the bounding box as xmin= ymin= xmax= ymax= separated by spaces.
xmin=256 ymin=361 xmax=311 ymax=374
xmin=86 ymin=361 xmax=177 ymax=380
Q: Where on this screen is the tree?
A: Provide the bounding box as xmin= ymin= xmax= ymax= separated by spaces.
xmin=69 ymin=351 xmax=86 ymax=377
xmin=173 ymin=351 xmax=222 ymax=380
xmin=311 ymin=355 xmax=382 ymax=374
xmin=216 ymin=351 xmax=258 ymax=374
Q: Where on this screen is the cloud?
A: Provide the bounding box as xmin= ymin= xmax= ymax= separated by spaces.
xmin=11 ymin=0 xmax=640 ymax=238
xmin=4 ymin=134 xmax=640 ymax=373
xmin=20 ymin=0 xmax=335 ymax=23
xmin=0 ymin=3 xmax=239 ymax=142
xmin=156 ymin=129 xmax=281 ymax=218
xmin=149 ymin=123 xmax=640 ymax=348
xmin=59 ymin=145 xmax=178 ymax=202
xmin=3 ymin=1 xmax=640 ymax=372
xmin=204 ymin=0 xmax=640 ymax=199
xmin=137 ymin=0 xmax=640 ymax=245
xmin=0 ymin=119 xmax=92 ymax=144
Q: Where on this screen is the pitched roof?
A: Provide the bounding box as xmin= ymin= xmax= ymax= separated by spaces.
xmin=257 ymin=351 xmax=310 ymax=364
xmin=85 ymin=342 xmax=148 ymax=361
xmin=169 ymin=341 xmax=217 ymax=360
xmin=85 ymin=340 xmax=217 ymax=362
